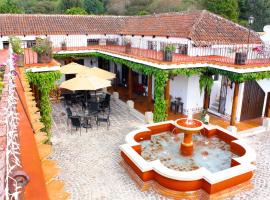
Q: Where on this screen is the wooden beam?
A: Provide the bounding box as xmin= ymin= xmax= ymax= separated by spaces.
xmin=113 ymin=63 xmax=117 ymax=90
xmin=147 ymin=75 xmax=152 ymax=111
xmin=164 ymin=79 xmax=170 ymax=114
xmin=267 ymin=93 xmax=270 ymax=118
xmin=230 ymin=82 xmax=239 ymax=126
xmin=128 ymin=68 xmax=132 ymax=99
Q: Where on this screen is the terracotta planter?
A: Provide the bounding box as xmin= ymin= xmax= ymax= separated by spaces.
xmin=61 ymin=44 xmax=67 ymax=50
xmin=163 ymin=50 xmax=173 ymax=61
xmin=234 ymin=52 xmax=247 ymax=65
xmin=125 ymin=43 xmax=131 ymax=54
xmin=17 ymin=54 xmax=24 ymax=67
xmin=37 ymin=53 xmax=51 ymax=63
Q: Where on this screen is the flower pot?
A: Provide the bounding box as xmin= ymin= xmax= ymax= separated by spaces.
xmin=163 ymin=50 xmax=173 ymax=61
xmin=37 ymin=53 xmax=42 ymax=63
xmin=17 ymin=54 xmax=24 ymax=67
xmin=234 ymin=52 xmax=247 ymax=65
xmin=61 ymin=44 xmax=67 ymax=50
xmin=41 ymin=54 xmax=52 ymax=63
xmin=125 ymin=43 xmax=131 ymax=54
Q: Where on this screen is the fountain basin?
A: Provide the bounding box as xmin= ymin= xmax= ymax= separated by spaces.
xmin=120 ymin=121 xmax=256 ymax=195
xmin=175 ymin=118 xmax=204 ymax=132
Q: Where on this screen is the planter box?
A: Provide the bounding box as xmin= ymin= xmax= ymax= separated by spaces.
xmin=125 ymin=43 xmax=131 ymax=54
xmin=37 ymin=54 xmax=52 ymax=64
xmin=234 ymin=52 xmax=247 ymax=65
xmin=163 ymin=50 xmax=173 ymax=62
xmin=17 ymin=54 xmax=24 ymax=67
xmin=61 ymin=45 xmax=67 ymax=50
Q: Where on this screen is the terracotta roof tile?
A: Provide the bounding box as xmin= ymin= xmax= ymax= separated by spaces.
xmin=0 ymin=10 xmax=261 ymax=44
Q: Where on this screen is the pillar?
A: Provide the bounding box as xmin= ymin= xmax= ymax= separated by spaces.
xmin=128 ymin=68 xmax=132 ymax=99
xmin=147 ymin=75 xmax=152 ymax=111
xmin=164 ymin=79 xmax=170 ymax=114
xmin=266 ymin=93 xmax=270 ymax=118
xmin=113 ymin=63 xmax=117 ymax=90
xmin=203 ymin=88 xmax=210 ymax=110
xmin=230 ymin=82 xmax=239 ymax=126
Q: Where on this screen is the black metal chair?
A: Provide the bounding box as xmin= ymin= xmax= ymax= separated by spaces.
xmin=96 ymin=110 xmax=110 ymax=130
xmin=100 ymin=94 xmax=111 ymax=111
xmin=88 ymin=102 xmax=100 ymax=116
xmin=70 ymin=116 xmax=82 ymax=135
xmin=66 ymin=107 xmax=72 ymax=125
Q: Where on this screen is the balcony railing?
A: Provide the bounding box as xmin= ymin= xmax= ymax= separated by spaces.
xmin=23 ymin=42 xmax=270 ymax=68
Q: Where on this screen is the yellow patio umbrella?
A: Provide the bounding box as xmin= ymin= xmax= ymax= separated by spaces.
xmin=60 ymin=62 xmax=89 ymax=74
xmin=83 ymin=67 xmax=116 ymax=80
xmin=59 ymin=74 xmax=111 ymax=91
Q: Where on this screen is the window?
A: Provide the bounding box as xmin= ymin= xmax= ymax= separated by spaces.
xmin=106 ymin=39 xmax=118 ymax=45
xmin=147 ymin=41 xmax=157 ymax=50
xmin=142 ymin=74 xmax=148 ymax=86
xmin=26 ymin=40 xmax=36 ymax=48
xmin=87 ymin=39 xmax=99 ymax=46
xmin=176 ymin=44 xmax=188 ymax=55
xmin=3 ymin=41 xmax=9 ymax=49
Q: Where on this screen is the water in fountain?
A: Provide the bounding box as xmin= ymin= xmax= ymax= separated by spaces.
xmin=186 ymin=112 xmax=192 ymax=125
xmin=141 ymin=132 xmax=236 ymax=173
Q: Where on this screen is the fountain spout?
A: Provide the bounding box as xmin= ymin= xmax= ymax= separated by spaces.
xmin=187 ymin=112 xmax=193 ymax=125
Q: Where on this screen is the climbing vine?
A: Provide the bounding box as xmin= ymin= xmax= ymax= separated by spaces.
xmin=26 ymin=71 xmax=61 ymax=139
xmin=199 ymin=74 xmax=214 ymax=94
xmin=53 ymin=52 xmax=270 ymax=121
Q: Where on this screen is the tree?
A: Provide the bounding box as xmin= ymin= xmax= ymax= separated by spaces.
xmin=202 ymin=0 xmax=239 ymax=21
xmin=238 ymin=0 xmax=270 ymax=31
xmin=84 ymin=0 xmax=105 ymax=14
xmin=0 ymin=0 xmax=23 ymax=13
xmin=65 ymin=7 xmax=88 ymax=15
xmin=58 ymin=0 xmax=83 ymax=12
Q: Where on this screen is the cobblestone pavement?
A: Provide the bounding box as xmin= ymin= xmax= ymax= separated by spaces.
xmin=50 ymin=100 xmax=270 ymax=200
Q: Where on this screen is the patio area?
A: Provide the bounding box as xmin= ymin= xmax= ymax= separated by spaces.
xmin=50 ymin=98 xmax=270 ymax=200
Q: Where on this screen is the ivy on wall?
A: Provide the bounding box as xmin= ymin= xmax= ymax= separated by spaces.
xmin=26 ymin=71 xmax=61 ymax=139
xmin=53 ymin=52 xmax=270 ymax=121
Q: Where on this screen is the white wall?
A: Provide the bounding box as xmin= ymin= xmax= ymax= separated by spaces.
xmin=169 ymin=75 xmax=204 ymax=115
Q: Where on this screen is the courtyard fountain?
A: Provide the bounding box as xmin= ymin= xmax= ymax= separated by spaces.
xmin=120 ymin=115 xmax=256 ymax=196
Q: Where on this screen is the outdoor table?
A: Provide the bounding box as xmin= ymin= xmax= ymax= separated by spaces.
xmin=76 ymin=111 xmax=92 ymax=130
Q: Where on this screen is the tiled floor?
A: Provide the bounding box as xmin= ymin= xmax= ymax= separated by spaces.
xmin=50 ymin=99 xmax=270 ymax=200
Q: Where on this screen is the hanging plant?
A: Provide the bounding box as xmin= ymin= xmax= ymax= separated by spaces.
xmin=199 ymin=74 xmax=214 ymax=94
xmin=26 ymin=71 xmax=61 ymax=140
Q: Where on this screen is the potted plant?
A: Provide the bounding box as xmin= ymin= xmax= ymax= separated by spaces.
xmin=123 ymin=38 xmax=131 ymax=54
xmin=61 ymin=40 xmax=67 ymax=50
xmin=9 ymin=36 xmax=24 ymax=67
xmin=234 ymin=47 xmax=248 ymax=65
xmin=163 ymin=44 xmax=176 ymax=61
xmin=32 ymin=38 xmax=52 ymax=63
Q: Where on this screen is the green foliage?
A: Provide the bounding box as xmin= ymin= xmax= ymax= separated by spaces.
xmin=65 ymin=7 xmax=88 ymax=15
xmin=199 ymin=74 xmax=214 ymax=94
xmin=202 ymin=0 xmax=239 ymax=21
xmin=0 ymin=0 xmax=23 ymax=13
xmin=84 ymin=0 xmax=105 ymax=14
xmin=58 ymin=0 xmax=83 ymax=12
xmin=137 ymin=10 xmax=150 ymax=16
xmin=9 ymin=36 xmax=23 ymax=55
xmin=163 ymin=44 xmax=177 ymax=52
xmin=238 ymin=0 xmax=270 ymax=31
xmin=26 ymin=71 xmax=61 ymax=139
xmin=32 ymin=38 xmax=52 ymax=55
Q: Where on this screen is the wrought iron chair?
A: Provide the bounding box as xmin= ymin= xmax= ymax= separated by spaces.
xmin=66 ymin=107 xmax=72 ymax=125
xmin=70 ymin=116 xmax=82 ymax=135
xmin=96 ymin=110 xmax=110 ymax=130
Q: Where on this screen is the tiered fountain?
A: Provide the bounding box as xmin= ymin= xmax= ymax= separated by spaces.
xmin=175 ymin=113 xmax=204 ymax=156
xmin=120 ymin=114 xmax=256 ymax=196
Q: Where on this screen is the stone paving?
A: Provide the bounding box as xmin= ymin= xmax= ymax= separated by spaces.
xmin=50 ymin=100 xmax=270 ymax=200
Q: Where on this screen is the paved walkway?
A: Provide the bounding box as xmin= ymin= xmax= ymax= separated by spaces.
xmin=50 ymin=100 xmax=270 ymax=200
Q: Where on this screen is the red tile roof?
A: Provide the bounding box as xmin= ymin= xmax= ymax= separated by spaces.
xmin=0 ymin=10 xmax=261 ymax=44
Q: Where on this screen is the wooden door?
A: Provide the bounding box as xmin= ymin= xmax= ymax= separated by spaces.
xmin=265 ymin=92 xmax=270 ymax=117
xmin=241 ymin=81 xmax=265 ymax=121
xmin=218 ymin=76 xmax=228 ymax=114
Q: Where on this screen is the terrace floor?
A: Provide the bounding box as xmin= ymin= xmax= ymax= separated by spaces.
xmin=108 ymin=86 xmax=263 ymax=132
xmin=51 ymin=99 xmax=270 ymax=200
